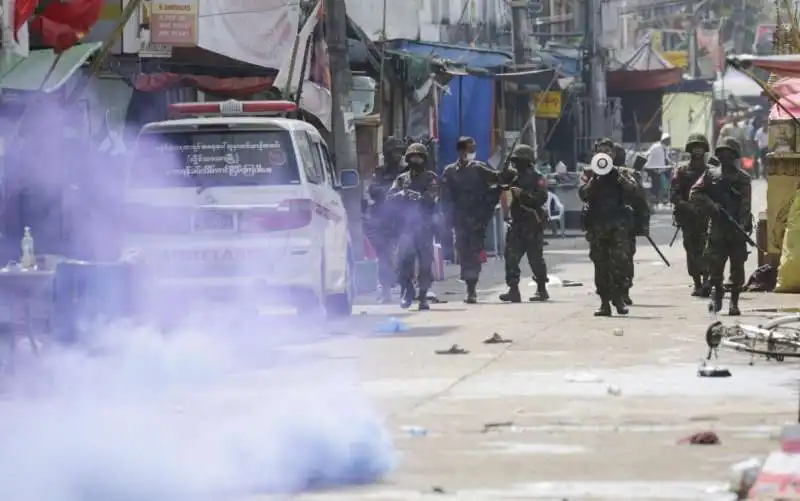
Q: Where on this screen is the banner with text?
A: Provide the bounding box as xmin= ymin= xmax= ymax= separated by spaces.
xmin=149 ymin=0 xmax=197 ymax=46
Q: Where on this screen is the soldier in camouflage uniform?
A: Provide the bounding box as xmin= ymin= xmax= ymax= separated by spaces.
xmin=498 ymin=144 xmax=551 ymax=303
xmin=690 ymin=137 xmax=752 ymax=316
xmin=613 ymin=143 xmax=650 ymax=306
xmin=365 ymin=137 xmax=407 ymax=302
xmin=389 ymin=143 xmax=439 ymax=311
xmin=441 ymin=137 xmax=510 ymax=303
xmin=579 ymin=138 xmax=641 ymax=316
xmin=670 ymin=133 xmax=712 ymax=297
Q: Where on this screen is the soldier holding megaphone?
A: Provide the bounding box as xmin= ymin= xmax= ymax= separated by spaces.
xmin=579 ymin=138 xmax=642 ymax=316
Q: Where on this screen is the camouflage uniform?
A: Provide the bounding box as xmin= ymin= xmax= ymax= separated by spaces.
xmin=670 ymin=133 xmax=711 ymax=297
xmin=498 ymin=145 xmax=550 ymax=303
xmin=365 ymin=137 xmax=406 ymax=302
xmin=689 ymin=137 xmax=752 ymax=316
xmin=615 ymin=143 xmax=650 ymax=306
xmin=389 ymin=143 xmax=439 ymax=311
xmin=440 ymin=137 xmax=508 ymax=303
xmin=579 ymin=138 xmax=641 ymax=316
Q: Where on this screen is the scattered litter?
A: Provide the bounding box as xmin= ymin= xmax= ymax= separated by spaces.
xmin=607 ymin=385 xmax=622 ymax=396
xmin=678 ymin=430 xmax=721 ymax=445
xmin=698 ymin=366 xmax=731 ymax=378
xmin=359 ymin=310 xmax=368 ymax=316
xmin=563 ymin=279 xmax=583 ymax=287
xmin=484 ymin=333 xmax=512 ymax=344
xmin=564 ymin=372 xmax=603 ymax=383
xmin=375 ymin=317 xmax=409 ymax=333
xmin=650 ymin=261 xmax=666 ymax=266
xmin=431 ymin=486 xmax=446 ymax=494
xmin=483 ymin=421 xmax=514 ymax=433
xmin=435 ymin=344 xmax=469 ymax=355
xmin=612 ymin=328 xmax=624 ymax=337
xmin=401 ymin=425 xmax=428 ymax=437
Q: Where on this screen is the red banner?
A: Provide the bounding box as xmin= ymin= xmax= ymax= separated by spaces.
xmin=37 ymin=0 xmax=104 ymax=33
xmin=13 ymin=0 xmax=39 ymax=41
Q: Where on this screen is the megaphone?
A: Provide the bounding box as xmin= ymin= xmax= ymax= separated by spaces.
xmin=589 ymin=152 xmax=614 ymax=176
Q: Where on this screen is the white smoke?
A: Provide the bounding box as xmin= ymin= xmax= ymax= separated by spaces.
xmin=0 ymin=315 xmax=395 ymax=501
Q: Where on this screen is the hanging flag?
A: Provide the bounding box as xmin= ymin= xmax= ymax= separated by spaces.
xmin=36 ymin=0 xmax=104 ymax=33
xmin=14 ymin=0 xmax=38 ymax=41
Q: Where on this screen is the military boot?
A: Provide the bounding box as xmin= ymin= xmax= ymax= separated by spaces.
xmin=622 ymin=290 xmax=633 ymax=306
xmin=594 ymin=299 xmax=612 ymax=317
xmin=400 ymin=282 xmax=416 ymax=309
xmin=529 ymin=282 xmax=549 ymax=302
xmin=699 ymin=277 xmax=712 ymax=298
xmin=710 ymin=285 xmax=724 ymax=313
xmin=728 ymin=289 xmax=741 ymax=316
xmin=499 ymin=284 xmax=522 ymax=303
xmin=464 ymin=280 xmax=478 ymax=304
xmin=612 ymin=295 xmax=629 ymax=315
xmin=418 ymin=290 xmax=431 ymax=311
xmin=690 ymin=276 xmax=703 ymax=297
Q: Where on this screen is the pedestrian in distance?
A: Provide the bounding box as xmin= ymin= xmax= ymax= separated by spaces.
xmin=498 ymin=144 xmax=551 ymax=303
xmin=389 ymin=143 xmax=439 ymax=311
xmin=690 ymin=137 xmax=752 ymax=316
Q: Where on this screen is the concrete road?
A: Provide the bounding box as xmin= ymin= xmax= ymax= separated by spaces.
xmin=277 ymin=179 xmax=800 ymax=500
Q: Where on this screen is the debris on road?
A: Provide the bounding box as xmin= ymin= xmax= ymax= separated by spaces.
xmin=401 ymin=425 xmax=428 ymax=437
xmin=564 ymin=372 xmax=603 ymax=383
xmin=697 ymin=361 xmax=731 ymax=378
xmin=612 ymin=328 xmax=624 ymax=337
xmin=431 ymin=486 xmax=446 ymax=494
xmin=375 ymin=317 xmax=409 ymax=334
xmin=678 ymin=430 xmax=721 ymax=445
xmin=484 ymin=333 xmax=512 ymax=344
xmin=607 ymin=385 xmax=622 ymax=396
xmin=435 ymin=344 xmax=469 ymax=355
xmin=482 ymin=421 xmax=514 ymax=433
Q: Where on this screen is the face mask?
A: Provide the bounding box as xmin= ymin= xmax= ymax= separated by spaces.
xmin=407 ymin=156 xmax=425 ymax=168
xmin=465 ymin=152 xmax=476 ymax=162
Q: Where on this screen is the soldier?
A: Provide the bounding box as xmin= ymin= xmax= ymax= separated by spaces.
xmin=670 ymin=133 xmax=712 ymax=297
xmin=365 ymin=137 xmax=407 ymax=302
xmin=579 ymin=138 xmax=641 ymax=316
xmin=690 ymin=137 xmax=752 ymax=316
xmin=613 ymin=143 xmax=649 ymax=306
xmin=389 ymin=143 xmax=439 ymax=311
xmin=441 ymin=137 xmax=509 ymax=303
xmin=498 ymin=144 xmax=551 ymax=303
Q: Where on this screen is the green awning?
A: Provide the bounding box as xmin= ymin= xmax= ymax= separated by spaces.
xmin=0 ymin=42 xmax=102 ymax=93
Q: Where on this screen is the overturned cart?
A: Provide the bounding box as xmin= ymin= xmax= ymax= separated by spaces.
xmin=706 ymin=315 xmax=800 ymax=362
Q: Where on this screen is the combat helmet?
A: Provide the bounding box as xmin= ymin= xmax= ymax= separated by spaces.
xmin=509 ymin=144 xmax=536 ymax=163
xmin=685 ymin=133 xmax=710 ymax=153
xmin=714 ymin=137 xmax=742 ymax=159
xmin=405 ymin=142 xmax=428 ymax=158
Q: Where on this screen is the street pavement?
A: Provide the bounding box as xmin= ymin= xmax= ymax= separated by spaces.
xmin=268 ymin=179 xmax=800 ymax=500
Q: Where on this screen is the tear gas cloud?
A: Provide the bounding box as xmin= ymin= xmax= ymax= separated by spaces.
xmin=0 ymin=94 xmax=395 ymax=501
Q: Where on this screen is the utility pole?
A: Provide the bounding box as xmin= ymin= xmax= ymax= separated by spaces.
xmin=510 ymin=0 xmax=534 ymax=147
xmin=588 ymin=0 xmax=608 ymax=141
xmin=687 ymin=0 xmax=699 ymax=77
xmin=324 ymin=0 xmax=364 ymax=261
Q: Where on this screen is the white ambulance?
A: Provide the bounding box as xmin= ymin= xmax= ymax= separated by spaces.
xmin=123 ymin=100 xmax=359 ymax=317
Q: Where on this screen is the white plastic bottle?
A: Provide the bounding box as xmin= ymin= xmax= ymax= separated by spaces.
xmin=20 ymin=226 xmax=35 ymax=269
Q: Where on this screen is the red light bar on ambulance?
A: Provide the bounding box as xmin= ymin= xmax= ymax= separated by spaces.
xmin=168 ymin=100 xmax=298 ymax=118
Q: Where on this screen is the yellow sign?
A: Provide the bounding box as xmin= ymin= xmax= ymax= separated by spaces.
xmin=662 ymin=51 xmax=688 ymax=69
xmin=532 ymin=91 xmax=561 ymax=119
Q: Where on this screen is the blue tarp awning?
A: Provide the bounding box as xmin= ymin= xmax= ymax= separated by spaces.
xmin=386 ymin=40 xmax=512 ymax=69
xmin=536 ymin=48 xmax=580 ymax=77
